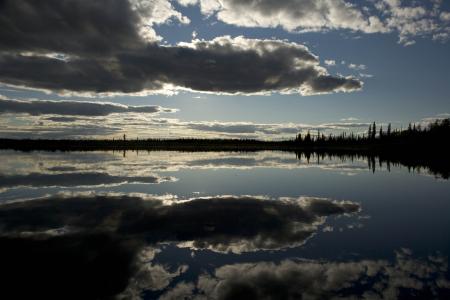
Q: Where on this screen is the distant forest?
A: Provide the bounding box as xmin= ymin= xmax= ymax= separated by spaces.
xmin=294 ymin=118 xmax=450 ymax=147
xmin=1 ymin=118 xmax=449 ymax=178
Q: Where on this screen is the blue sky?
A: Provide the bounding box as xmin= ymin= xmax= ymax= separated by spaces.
xmin=0 ymin=0 xmax=449 ymax=139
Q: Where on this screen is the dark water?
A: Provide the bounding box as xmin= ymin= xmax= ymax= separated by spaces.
xmin=0 ymin=150 xmax=449 ymax=299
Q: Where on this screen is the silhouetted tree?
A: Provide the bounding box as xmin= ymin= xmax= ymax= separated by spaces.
xmin=371 ymin=122 xmax=376 ymax=139
xmin=304 ymin=130 xmax=311 ymax=143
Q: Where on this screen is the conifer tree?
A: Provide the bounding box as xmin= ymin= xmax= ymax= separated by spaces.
xmin=305 ymin=130 xmax=311 ymax=143
xmin=371 ymin=122 xmax=376 ymax=139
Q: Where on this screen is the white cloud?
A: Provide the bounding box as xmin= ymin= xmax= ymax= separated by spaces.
xmin=177 ymin=0 xmax=199 ymax=6
xmin=0 ymin=106 xmax=372 ymax=140
xmin=340 ymin=117 xmax=359 ymax=122
xmin=130 ymin=0 xmax=191 ymax=25
xmin=440 ymin=12 xmax=450 ymax=22
xmin=359 ymin=73 xmax=374 ymax=78
xmin=160 ymin=249 xmax=450 ymax=299
xmin=377 ymin=0 xmax=447 ymax=45
xmin=194 ymin=0 xmax=387 ymax=33
xmin=433 ymin=32 xmax=449 ymax=42
xmin=185 ymin=0 xmax=449 ymax=45
xmin=348 ymin=63 xmax=367 ymax=71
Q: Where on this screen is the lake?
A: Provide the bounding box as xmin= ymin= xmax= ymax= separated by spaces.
xmin=0 ymin=150 xmax=449 ymax=299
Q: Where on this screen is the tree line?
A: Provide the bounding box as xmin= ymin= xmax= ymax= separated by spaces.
xmin=295 ymin=118 xmax=450 ymax=147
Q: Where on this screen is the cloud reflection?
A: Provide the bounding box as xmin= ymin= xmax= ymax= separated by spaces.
xmin=161 ymin=248 xmax=450 ymax=300
xmin=0 ymin=193 xmax=361 ymax=299
xmin=0 ymin=150 xmax=371 ymax=175
xmin=0 ymin=172 xmax=174 ymax=192
xmin=0 ymin=194 xmax=360 ymax=253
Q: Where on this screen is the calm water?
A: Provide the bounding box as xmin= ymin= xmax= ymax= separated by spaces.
xmin=0 ymin=150 xmax=449 ymax=299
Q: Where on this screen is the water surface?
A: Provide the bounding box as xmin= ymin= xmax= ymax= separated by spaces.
xmin=0 ymin=150 xmax=449 ymax=299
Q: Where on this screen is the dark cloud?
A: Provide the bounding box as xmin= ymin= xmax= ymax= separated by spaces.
xmin=0 ymin=172 xmax=171 ymax=191
xmin=46 ymin=166 xmax=78 ymax=172
xmin=0 ymin=123 xmax=122 ymax=139
xmin=0 ymin=38 xmax=362 ymax=95
xmin=0 ymin=97 xmax=174 ymax=116
xmin=0 ymin=0 xmax=362 ymax=95
xmin=0 ymin=0 xmax=145 ymax=56
xmin=307 ymin=75 xmax=363 ymax=94
xmin=0 ymin=194 xmax=360 ymax=252
xmin=0 ymin=233 xmax=142 ymax=300
xmin=44 ymin=116 xmax=83 ymax=122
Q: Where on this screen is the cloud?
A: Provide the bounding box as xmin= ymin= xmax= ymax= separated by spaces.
xmin=0 ymin=36 xmax=362 ymax=96
xmin=340 ymin=117 xmax=359 ymax=122
xmin=433 ymin=32 xmax=450 ymax=42
xmin=119 ymin=247 xmax=188 ymax=299
xmin=0 ymin=216 xmax=187 ymax=300
xmin=376 ymin=0 xmax=449 ymax=45
xmin=43 ymin=116 xmax=84 ymax=123
xmin=0 ymin=122 xmax=124 ymax=139
xmin=0 ymin=109 xmax=372 ymax=139
xmin=0 ymin=192 xmax=447 ymax=299
xmin=161 ymin=248 xmax=450 ymax=299
xmin=324 ymin=60 xmax=336 ymax=66
xmin=0 ymin=0 xmax=188 ymax=55
xmin=320 ymin=122 xmax=371 ymax=129
xmin=0 ymin=172 xmax=173 ymax=192
xmin=0 ymin=152 xmax=372 ymax=199
xmin=187 ymin=0 xmax=387 ymax=33
xmin=417 ymin=113 xmax=450 ymax=127
xmin=0 ymin=97 xmax=176 ymax=116
xmin=348 ymin=63 xmax=367 ymax=71
xmin=441 ymin=12 xmax=450 ymax=22
xmin=359 ymin=73 xmax=374 ymax=78
xmin=183 ymin=0 xmax=449 ymax=46
xmin=0 ymin=0 xmax=446 ymax=98
xmin=0 ymin=232 xmax=142 ymax=299
xmin=0 ymin=194 xmax=361 ymax=253
xmin=186 ymin=122 xmax=279 ymax=134
xmin=172 ymin=119 xmax=370 ymax=137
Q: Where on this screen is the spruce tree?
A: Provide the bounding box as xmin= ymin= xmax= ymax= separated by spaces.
xmin=372 ymin=122 xmax=376 ymax=139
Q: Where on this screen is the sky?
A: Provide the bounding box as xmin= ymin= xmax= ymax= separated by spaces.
xmin=0 ymin=0 xmax=449 ymax=139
